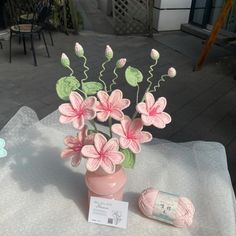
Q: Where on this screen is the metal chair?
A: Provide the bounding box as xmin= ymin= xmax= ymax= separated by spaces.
xmin=36 ymin=0 xmax=54 ymax=46
xmin=7 ymin=0 xmax=50 ymax=66
xmin=20 ymin=0 xmax=54 ymax=46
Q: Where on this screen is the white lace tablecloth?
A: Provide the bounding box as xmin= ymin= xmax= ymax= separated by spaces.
xmin=0 ymin=107 xmax=235 ymax=236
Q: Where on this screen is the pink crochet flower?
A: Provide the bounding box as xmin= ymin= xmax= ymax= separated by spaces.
xmin=59 ymin=91 xmax=97 ymax=129
xmin=81 ymin=133 xmax=124 ymax=174
xmin=136 ymin=93 xmax=171 ymax=129
xmin=112 ymin=116 xmax=152 ymax=154
xmin=61 ymin=126 xmax=95 ymax=166
xmin=96 ymin=89 xmax=130 ymax=122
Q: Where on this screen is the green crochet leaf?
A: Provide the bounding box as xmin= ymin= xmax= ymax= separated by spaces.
xmin=120 ymin=148 xmax=136 ymax=168
xmin=82 ymin=82 xmax=103 ymax=95
xmin=56 ymin=76 xmax=80 ymax=101
xmin=125 ymin=66 xmax=143 ymax=87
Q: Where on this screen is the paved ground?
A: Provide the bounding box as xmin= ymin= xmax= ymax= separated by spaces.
xmin=0 ymin=0 xmax=235 ymax=191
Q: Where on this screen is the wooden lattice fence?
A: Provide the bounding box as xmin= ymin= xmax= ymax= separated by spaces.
xmin=113 ymin=0 xmax=153 ymax=35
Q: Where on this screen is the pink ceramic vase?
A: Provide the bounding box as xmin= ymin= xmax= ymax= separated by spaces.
xmin=85 ymin=166 xmax=127 ymax=201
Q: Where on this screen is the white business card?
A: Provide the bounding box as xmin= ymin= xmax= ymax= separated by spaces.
xmin=88 ymin=197 xmax=129 ymax=229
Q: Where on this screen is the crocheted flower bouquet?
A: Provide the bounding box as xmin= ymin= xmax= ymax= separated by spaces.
xmin=56 ymin=43 xmax=176 ymax=174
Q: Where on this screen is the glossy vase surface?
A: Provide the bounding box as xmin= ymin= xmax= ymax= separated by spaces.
xmin=85 ymin=166 xmax=126 ymax=201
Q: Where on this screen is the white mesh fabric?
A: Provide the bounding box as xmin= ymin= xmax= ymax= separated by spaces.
xmin=0 ymin=107 xmax=235 ymax=236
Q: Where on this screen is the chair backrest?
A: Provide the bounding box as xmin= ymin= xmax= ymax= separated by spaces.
xmin=36 ymin=0 xmax=52 ymax=26
xmin=7 ymin=0 xmax=38 ymax=32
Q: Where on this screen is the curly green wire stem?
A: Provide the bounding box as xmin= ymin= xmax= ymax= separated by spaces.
xmin=98 ymin=59 xmax=110 ymax=92
xmin=108 ymin=67 xmax=118 ymax=92
xmin=132 ymin=110 xmax=138 ymax=120
xmin=136 ymin=84 xmax=140 ymax=105
xmin=81 ymin=55 xmax=89 ymax=84
xmin=67 ymin=66 xmax=74 ymax=76
xmin=131 ymin=60 xmax=158 ymax=119
xmin=108 ymin=116 xmax=113 ymax=138
xmin=149 ymin=74 xmax=168 ymax=93
xmin=146 ymin=60 xmax=158 ymax=90
xmin=132 ymin=74 xmax=169 ymax=118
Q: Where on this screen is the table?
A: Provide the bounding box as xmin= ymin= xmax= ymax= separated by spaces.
xmin=0 ymin=106 xmax=235 ymax=236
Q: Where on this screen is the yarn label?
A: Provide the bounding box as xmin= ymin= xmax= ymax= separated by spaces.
xmin=153 ymin=191 xmax=179 ymax=225
xmin=88 ymin=197 xmax=129 ymax=229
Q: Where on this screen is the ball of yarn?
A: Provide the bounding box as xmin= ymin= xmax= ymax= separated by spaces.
xmin=138 ymin=188 xmax=195 ymax=227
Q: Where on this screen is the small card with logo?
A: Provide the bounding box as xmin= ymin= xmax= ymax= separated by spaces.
xmin=88 ymin=197 xmax=129 ymax=229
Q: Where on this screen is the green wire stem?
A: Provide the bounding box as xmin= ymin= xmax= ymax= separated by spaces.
xmin=131 ymin=60 xmax=157 ymax=119
xmin=132 ymin=74 xmax=169 ymax=119
xmin=146 ymin=60 xmax=158 ymax=91
xmin=136 ymin=84 xmax=140 ymax=105
xmin=149 ymin=74 xmax=168 ymax=93
xmin=67 ymin=66 xmax=74 ymax=76
xmin=132 ymin=84 xmax=141 ymax=119
xmin=76 ymin=88 xmax=87 ymax=98
xmin=98 ymin=59 xmax=110 ymax=92
xmin=131 ymin=84 xmax=140 ymax=119
xmin=132 ymin=110 xmax=138 ymax=120
xmin=81 ymin=55 xmax=89 ymax=84
xmin=108 ymin=66 xmax=118 ymax=92
xmin=108 ymin=116 xmax=113 ymax=138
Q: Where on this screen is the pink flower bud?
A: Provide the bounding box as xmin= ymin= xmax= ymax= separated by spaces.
xmin=105 ymin=45 xmax=113 ymax=60
xmin=150 ymin=49 xmax=160 ymax=60
xmin=75 ymin=42 xmax=84 ymax=57
xmin=61 ymin=53 xmax=70 ymax=67
xmin=116 ymin=58 xmax=127 ymax=68
xmin=168 ymin=67 xmax=176 ymax=78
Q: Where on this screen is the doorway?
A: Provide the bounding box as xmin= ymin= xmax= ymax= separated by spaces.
xmin=189 ymin=0 xmax=236 ymax=32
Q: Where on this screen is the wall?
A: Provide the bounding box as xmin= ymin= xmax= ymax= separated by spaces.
xmin=97 ymin=0 xmax=112 ymax=16
xmin=153 ymin=0 xmax=192 ymax=31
